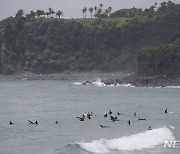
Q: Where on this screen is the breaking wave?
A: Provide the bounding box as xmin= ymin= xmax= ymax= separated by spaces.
xmin=165 ymin=86 xmax=180 ymax=88
xmin=73 ymin=80 xmax=180 ymax=89
xmin=75 ymin=127 xmax=174 ymax=153
xmin=73 ymin=79 xmax=180 ymax=88
xmin=73 ymin=78 xmax=134 ymax=87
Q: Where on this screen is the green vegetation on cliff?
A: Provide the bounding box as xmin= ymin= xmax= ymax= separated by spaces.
xmin=0 ymin=2 xmax=180 ymax=74
xmin=138 ymin=37 xmax=180 ymax=76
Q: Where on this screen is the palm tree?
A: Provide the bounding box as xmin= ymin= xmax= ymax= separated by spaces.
xmin=89 ymin=7 xmax=93 ymax=18
xmin=56 ymin=10 xmax=63 ymax=19
xmin=82 ymin=8 xmax=85 ymax=18
xmin=154 ymin=2 xmax=157 ymax=8
xmin=154 ymin=2 xmax=158 ymax=12
xmin=46 ymin=12 xmax=50 ymax=18
xmin=41 ymin=10 xmax=45 ymax=18
xmin=108 ymin=7 xmax=112 ymax=15
xmin=104 ymin=9 xmax=109 ymax=16
xmin=100 ymin=3 xmax=103 ymax=9
xmin=51 ymin=10 xmax=55 ymax=18
xmin=158 ymin=2 xmax=167 ymax=13
xmin=97 ymin=8 xmax=102 ymax=14
xmin=94 ymin=6 xmax=97 ymax=17
xmin=48 ymin=8 xmax=55 ymax=18
xmin=36 ymin=10 xmax=41 ymax=18
xmin=96 ymin=8 xmax=102 ymax=17
xmin=83 ymin=7 xmax=87 ymax=18
xmin=29 ymin=11 xmax=36 ymax=19
xmin=94 ymin=6 xmax=97 ymax=12
xmin=48 ymin=8 xmax=52 ymax=17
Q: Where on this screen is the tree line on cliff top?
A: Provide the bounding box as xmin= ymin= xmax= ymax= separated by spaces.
xmin=0 ymin=1 xmax=180 ymax=75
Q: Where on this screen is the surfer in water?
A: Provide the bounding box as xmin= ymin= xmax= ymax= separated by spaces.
xmin=139 ymin=118 xmax=146 ymax=120
xmin=104 ymin=113 xmax=108 ymax=117
xmin=76 ymin=116 xmax=85 ymax=121
xmin=28 ymin=120 xmax=38 ymax=124
xmin=128 ymin=120 xmax=131 ymax=125
xmin=165 ymin=108 xmax=168 ymax=114
xmin=148 ymin=126 xmax=152 ymax=130
xmin=9 ymin=121 xmax=14 ymax=125
xmin=109 ymin=110 xmax=112 ymax=115
xmin=100 ymin=125 xmax=111 ymax=128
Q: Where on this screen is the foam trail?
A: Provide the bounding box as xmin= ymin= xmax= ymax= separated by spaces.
xmin=169 ymin=126 xmax=175 ymax=130
xmin=78 ymin=127 xmax=174 ymax=153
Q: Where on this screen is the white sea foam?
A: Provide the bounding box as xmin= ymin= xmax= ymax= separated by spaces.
xmin=78 ymin=127 xmax=174 ymax=153
xmin=169 ymin=126 xmax=175 ymax=130
xmin=165 ymin=86 xmax=180 ymax=88
xmin=73 ymin=82 xmax=82 ymax=85
xmin=73 ymin=78 xmax=135 ymax=87
xmin=118 ymin=83 xmax=135 ymax=87
xmin=92 ymin=78 xmax=106 ymax=87
xmin=92 ymin=79 xmax=135 ymax=87
xmin=73 ymin=80 xmax=180 ymax=88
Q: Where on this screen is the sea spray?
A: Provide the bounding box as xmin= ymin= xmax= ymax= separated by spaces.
xmin=92 ymin=78 xmax=106 ymax=87
xmin=73 ymin=82 xmax=83 ymax=85
xmin=77 ymin=127 xmax=174 ymax=153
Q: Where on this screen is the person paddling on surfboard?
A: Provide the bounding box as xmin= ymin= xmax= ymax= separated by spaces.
xmin=9 ymin=121 xmax=14 ymax=125
xmin=109 ymin=110 xmax=112 ymax=115
xmin=28 ymin=120 xmax=38 ymax=124
xmin=100 ymin=125 xmax=111 ymax=128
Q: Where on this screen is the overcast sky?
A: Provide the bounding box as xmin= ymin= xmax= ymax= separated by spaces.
xmin=0 ymin=0 xmax=180 ymax=20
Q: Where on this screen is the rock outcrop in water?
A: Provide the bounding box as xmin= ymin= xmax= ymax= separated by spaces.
xmin=102 ymin=74 xmax=180 ymax=87
xmin=102 ymin=38 xmax=180 ymax=87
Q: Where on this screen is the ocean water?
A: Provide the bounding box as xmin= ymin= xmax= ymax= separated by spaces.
xmin=0 ymin=79 xmax=180 ymax=154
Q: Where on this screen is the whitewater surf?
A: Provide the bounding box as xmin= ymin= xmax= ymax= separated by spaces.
xmin=73 ymin=78 xmax=135 ymax=87
xmin=76 ymin=127 xmax=174 ymax=153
